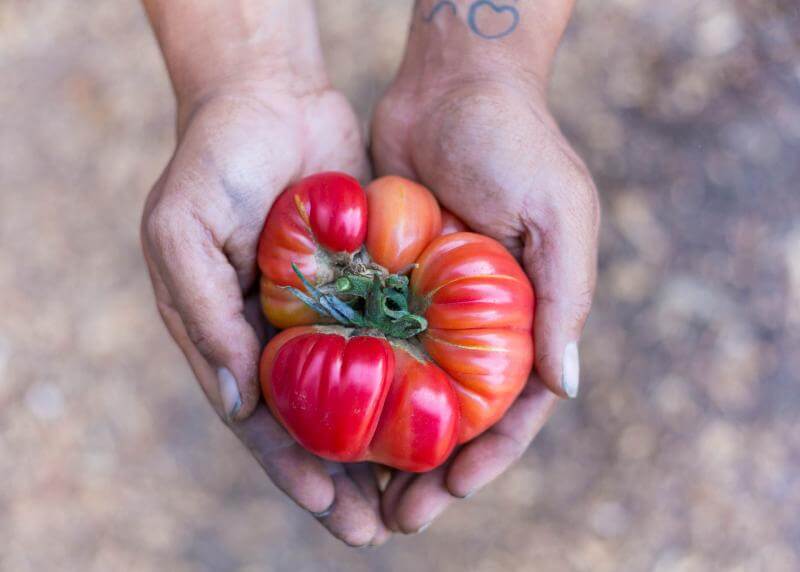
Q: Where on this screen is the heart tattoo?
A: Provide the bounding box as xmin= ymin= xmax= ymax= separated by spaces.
xmin=468 ymin=0 xmax=520 ymax=40
xmin=422 ymin=0 xmax=521 ymax=41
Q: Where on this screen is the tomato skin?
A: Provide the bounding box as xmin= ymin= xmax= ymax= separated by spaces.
xmin=260 ymin=328 xmax=459 ymax=471
xmin=368 ymin=345 xmax=459 ymax=472
xmin=304 ymin=172 xmax=368 ymax=252
xmin=257 ymin=173 xmax=367 ymax=328
xmin=365 ymin=176 xmax=442 ymax=273
xmin=260 ymin=326 xmax=395 ymax=462
xmin=411 ymin=232 xmax=535 ymax=442
xmin=258 ymin=175 xmax=536 ymax=471
xmin=440 ymin=209 xmax=468 ymax=235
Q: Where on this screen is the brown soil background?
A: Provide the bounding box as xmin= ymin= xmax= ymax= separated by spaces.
xmin=2 ymin=1 xmax=799 ymax=570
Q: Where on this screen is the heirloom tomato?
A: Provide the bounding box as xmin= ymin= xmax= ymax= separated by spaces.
xmin=257 ymin=173 xmax=534 ymax=472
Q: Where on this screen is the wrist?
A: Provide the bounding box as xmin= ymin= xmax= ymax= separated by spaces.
xmin=394 ymin=0 xmax=574 ymax=95
xmin=145 ymin=0 xmax=330 ymax=115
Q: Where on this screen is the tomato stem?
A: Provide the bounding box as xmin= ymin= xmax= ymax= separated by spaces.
xmin=286 ymin=263 xmax=427 ymax=339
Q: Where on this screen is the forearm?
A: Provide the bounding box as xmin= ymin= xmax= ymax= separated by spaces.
xmin=142 ymin=0 xmax=328 ymax=107
xmin=399 ymin=0 xmax=574 ymax=88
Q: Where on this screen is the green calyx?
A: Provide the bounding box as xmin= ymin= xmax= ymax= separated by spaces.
xmin=286 ymin=263 xmax=427 ymax=339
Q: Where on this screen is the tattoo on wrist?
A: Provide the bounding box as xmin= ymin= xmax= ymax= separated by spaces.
xmin=423 ymin=0 xmax=457 ymax=22
xmin=423 ymin=0 xmax=520 ymax=40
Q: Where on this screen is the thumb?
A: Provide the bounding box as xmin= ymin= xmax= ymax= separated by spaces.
xmin=143 ymin=198 xmax=262 ymax=421
xmin=522 ymin=182 xmax=600 ymax=399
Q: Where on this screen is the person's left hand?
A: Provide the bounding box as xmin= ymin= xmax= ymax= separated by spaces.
xmin=369 ymin=71 xmax=600 ymax=533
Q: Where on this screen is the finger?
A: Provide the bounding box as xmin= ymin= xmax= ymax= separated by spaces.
xmin=346 ymin=464 xmax=392 ymax=546
xmin=522 ymin=175 xmax=600 ymax=398
xmin=315 ymin=463 xmax=382 ymax=547
xmin=242 ymin=290 xmax=276 ymax=347
xmin=143 ymin=201 xmax=261 ymax=421
xmin=446 ymin=381 xmax=557 ymax=498
xmin=381 ymin=384 xmax=557 ymax=532
xmin=380 ymin=471 xmax=416 ymax=533
xmin=382 ymin=465 xmax=453 ymax=535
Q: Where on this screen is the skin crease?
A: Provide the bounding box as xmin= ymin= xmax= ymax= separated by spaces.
xmin=141 ymin=0 xmax=599 ymax=547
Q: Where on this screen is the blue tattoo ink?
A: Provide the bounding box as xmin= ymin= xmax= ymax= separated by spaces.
xmin=468 ymin=0 xmax=520 ymax=39
xmin=423 ymin=0 xmax=458 ymax=22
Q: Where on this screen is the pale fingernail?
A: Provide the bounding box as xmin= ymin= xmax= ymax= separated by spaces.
xmin=561 ymin=342 xmax=580 ymax=398
xmin=217 ymin=367 xmax=242 ymax=419
xmin=414 ymin=522 xmax=432 ymax=534
xmin=312 ymin=504 xmax=334 ymax=519
xmin=372 ymin=464 xmax=392 ymax=492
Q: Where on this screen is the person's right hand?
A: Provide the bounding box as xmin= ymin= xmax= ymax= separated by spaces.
xmin=140 ymin=76 xmax=391 ymax=546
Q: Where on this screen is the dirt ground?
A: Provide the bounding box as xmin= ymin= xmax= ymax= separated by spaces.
xmin=2 ymin=1 xmax=799 ymax=570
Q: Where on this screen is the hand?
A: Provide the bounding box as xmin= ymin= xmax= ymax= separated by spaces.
xmin=141 ymin=79 xmax=391 ymax=546
xmin=370 ymin=69 xmax=600 ymax=531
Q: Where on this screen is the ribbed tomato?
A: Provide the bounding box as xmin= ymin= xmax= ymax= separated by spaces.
xmin=257 ymin=172 xmax=367 ymax=329
xmin=257 ymin=173 xmax=534 ymax=472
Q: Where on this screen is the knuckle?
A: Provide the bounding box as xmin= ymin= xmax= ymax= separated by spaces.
xmin=563 ymin=289 xmax=595 ymax=333
xmin=561 ymin=167 xmax=599 ymax=217
xmin=572 ymin=290 xmax=595 ymax=321
xmin=521 ymin=168 xmax=600 ymax=240
xmin=143 ymin=200 xmax=179 ymax=248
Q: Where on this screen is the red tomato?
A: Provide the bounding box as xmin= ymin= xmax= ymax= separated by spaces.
xmin=440 ymin=209 xmax=469 ymax=235
xmin=260 ymin=326 xmax=460 ymax=472
xmin=257 ymin=173 xmax=534 ymax=472
xmin=365 ymin=176 xmax=442 ymax=273
xmin=257 ymin=172 xmax=367 ymax=329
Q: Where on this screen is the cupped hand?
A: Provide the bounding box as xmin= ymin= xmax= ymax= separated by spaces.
xmin=141 ymin=81 xmax=391 ymax=546
xmin=370 ymin=75 xmax=600 ymax=532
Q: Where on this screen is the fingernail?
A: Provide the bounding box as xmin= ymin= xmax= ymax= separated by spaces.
xmin=561 ymin=342 xmax=580 ymax=398
xmin=217 ymin=367 xmax=242 ymax=419
xmin=414 ymin=522 xmax=432 ymax=534
xmin=372 ymin=464 xmax=392 ymax=492
xmin=312 ymin=505 xmax=333 ymax=519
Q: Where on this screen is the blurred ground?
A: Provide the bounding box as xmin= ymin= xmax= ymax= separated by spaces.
xmin=2 ymin=1 xmax=800 ymax=570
